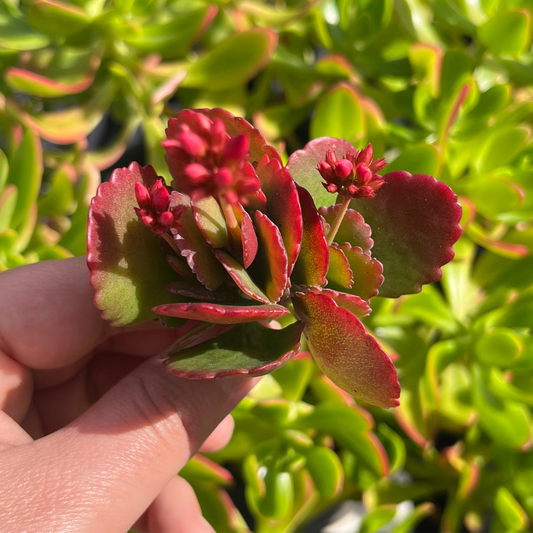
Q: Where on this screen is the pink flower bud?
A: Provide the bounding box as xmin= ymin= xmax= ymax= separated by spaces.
xmin=176 ymin=128 xmax=207 ymax=157
xmin=214 ymin=167 xmax=233 ymax=189
xmin=223 ymin=189 xmax=239 ymax=205
xmin=224 ymin=134 xmax=249 ymax=163
xmin=370 ymin=158 xmax=387 ymax=173
xmin=184 ymin=163 xmax=209 ymax=184
xmin=135 ymin=182 xmax=151 ymax=210
xmin=325 ymin=150 xmax=337 ymax=167
xmin=358 ymin=144 xmax=373 ymax=166
xmin=348 ymin=184 xmax=358 ymax=196
xmin=317 ymin=161 xmax=333 ymax=181
xmin=335 ymin=159 xmax=353 ymax=180
xmin=159 ymin=211 xmax=174 ymax=226
xmin=151 ymin=181 xmax=170 ymax=212
xmin=355 ymin=163 xmax=372 ymax=184
xmin=142 ymin=215 xmax=154 ymax=226
xmin=210 ymin=119 xmax=227 ymax=153
xmin=358 ymin=186 xmax=375 ymax=197
xmin=326 ymin=183 xmax=338 ymax=193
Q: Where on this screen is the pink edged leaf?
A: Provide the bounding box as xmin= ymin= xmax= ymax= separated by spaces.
xmin=87 ymin=163 xmax=182 ymax=327
xmin=196 ymin=108 xmax=281 ymax=165
xmin=171 ymin=192 xmax=227 ymax=291
xmin=191 ymin=195 xmax=230 ymax=249
xmin=286 ymin=137 xmax=355 ymax=208
xmin=5 ymin=67 xmax=95 ymax=98
xmin=180 ymin=454 xmax=234 ymax=487
xmin=165 ymin=321 xmax=304 ymax=379
xmin=319 ymin=206 xmax=373 ymax=252
xmin=248 ymin=211 xmax=288 ymax=303
xmin=234 ymin=202 xmax=258 ymax=268
xmin=153 ymin=302 xmax=290 ymax=324
xmin=310 ymin=287 xmax=371 ymax=318
xmin=329 ymin=243 xmax=383 ymax=301
xmin=256 ymin=155 xmax=303 ymax=275
xmin=350 ymin=171 xmax=462 ymax=297
xmin=326 ymin=244 xmax=353 ymax=289
xmin=293 ymin=290 xmax=400 ymax=408
xmin=213 ymin=249 xmax=270 ymax=303
xmin=291 ymin=185 xmax=329 ymax=287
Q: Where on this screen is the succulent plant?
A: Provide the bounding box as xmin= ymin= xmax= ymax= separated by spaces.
xmin=87 ymin=107 xmax=461 ymax=409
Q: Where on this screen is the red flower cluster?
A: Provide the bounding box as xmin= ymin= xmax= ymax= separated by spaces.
xmin=317 ymin=144 xmax=386 ymax=199
xmin=163 ymin=110 xmax=261 ymax=205
xmin=134 ymin=179 xmax=183 ymax=235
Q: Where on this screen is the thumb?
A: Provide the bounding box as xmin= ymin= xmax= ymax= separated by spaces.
xmin=4 ymin=357 xmax=255 ymax=533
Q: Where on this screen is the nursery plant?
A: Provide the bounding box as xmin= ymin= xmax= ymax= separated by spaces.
xmin=2 ymin=0 xmax=533 ymax=531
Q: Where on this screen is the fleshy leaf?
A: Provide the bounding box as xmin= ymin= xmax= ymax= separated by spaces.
xmin=165 ymin=321 xmax=304 ymax=379
xmin=309 ymin=287 xmax=371 ymax=318
xmin=350 ymin=171 xmax=462 ymax=298
xmin=197 ymin=108 xmax=281 ymax=165
xmin=248 ymin=211 xmax=288 ymax=303
xmin=326 ymin=245 xmax=353 ymax=289
xmin=256 ymin=156 xmax=303 ymax=275
xmin=28 ymin=0 xmax=91 ymax=37
xmin=234 ymin=203 xmax=258 ymax=269
xmin=286 ymin=137 xmax=355 ymax=208
xmin=320 ymin=206 xmax=373 ymax=252
xmin=331 ymin=243 xmax=383 ymax=301
xmin=293 ymin=290 xmax=400 ymax=408
xmin=171 ymin=193 xmax=226 ymax=291
xmin=182 ymin=29 xmax=278 ymax=91
xmin=291 ymin=185 xmax=329 ymax=287
xmin=87 ymin=163 xmax=182 ymax=326
xmin=153 ymin=302 xmax=290 ymax=324
xmin=214 ymin=249 xmax=270 ymax=303
xmin=167 ymin=281 xmax=234 ymax=302
xmin=191 ymin=195 xmax=230 ymax=249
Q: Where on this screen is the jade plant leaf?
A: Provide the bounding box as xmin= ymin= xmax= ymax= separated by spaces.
xmin=291 ymin=186 xmax=329 ymax=287
xmin=350 ymin=171 xmax=462 ymax=298
xmin=237 ymin=204 xmax=258 ymax=269
xmin=165 ymin=321 xmax=304 ymax=379
xmin=293 ymin=290 xmax=400 ymax=408
xmin=87 ymin=163 xmax=182 ymax=326
xmin=326 ymin=244 xmax=353 ymax=289
xmin=310 ymin=287 xmax=371 ymax=318
xmin=28 ymin=0 xmax=92 ymax=37
xmin=153 ymin=302 xmax=290 ymax=324
xmin=286 ymin=137 xmax=355 ymax=208
xmin=320 ymin=206 xmax=373 ymax=252
xmin=478 ymin=11 xmax=532 ymax=56
xmin=182 ymin=29 xmax=278 ymax=91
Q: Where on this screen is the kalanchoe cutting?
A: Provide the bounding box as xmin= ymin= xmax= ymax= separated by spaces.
xmin=87 ymin=108 xmax=462 ymax=409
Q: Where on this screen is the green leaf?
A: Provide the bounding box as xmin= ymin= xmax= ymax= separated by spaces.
xmin=28 ymin=0 xmax=92 ymax=37
xmin=0 ymin=7 xmax=50 ymax=50
xmin=377 ymin=424 xmax=406 ymax=474
xmin=87 ymin=163 xmax=182 ymax=326
xmin=0 ymin=186 xmax=17 ymax=233
xmin=250 ymin=469 xmax=293 ymax=520
xmin=179 ymin=455 xmax=233 ymax=487
xmin=478 ymin=11 xmax=532 ymax=56
xmin=165 ymin=321 xmax=304 ymax=378
xmin=385 ymin=144 xmax=439 ymax=176
xmin=475 ymin=327 xmax=524 ymax=367
xmin=0 ymin=149 xmax=8 ymax=191
xmin=310 ymin=83 xmax=365 ymax=144
xmin=494 ymin=487 xmax=530 ymax=532
xmin=472 ymin=365 xmax=531 ymax=448
xmin=360 ymin=505 xmax=397 ymax=533
xmin=183 ymin=29 xmax=277 ymax=90
xmin=304 ymin=446 xmax=343 ymax=499
xmin=38 ymin=166 xmax=75 ymax=217
xmin=6 ymin=128 xmax=42 ymax=229
xmin=272 ymin=355 xmax=315 ymax=402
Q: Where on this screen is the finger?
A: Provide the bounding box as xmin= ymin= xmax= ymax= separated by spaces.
xmin=199 ymin=415 xmax=234 ymax=453
xmin=0 ymin=349 xmax=33 ymax=422
xmin=146 ymin=476 xmax=215 ymax=533
xmin=0 ymin=357 xmax=257 ymax=532
xmin=0 ymin=257 xmax=109 ymax=369
xmin=0 ymin=411 xmax=33 ymax=450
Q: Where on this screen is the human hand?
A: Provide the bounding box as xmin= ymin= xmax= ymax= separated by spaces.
xmin=0 ymin=256 xmax=255 ymax=533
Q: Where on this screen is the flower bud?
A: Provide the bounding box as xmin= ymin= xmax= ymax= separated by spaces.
xmin=159 ymin=211 xmax=174 ymax=226
xmin=135 ymin=182 xmax=151 ymax=210
xmin=184 ymin=163 xmax=209 ymax=184
xmin=224 ymin=134 xmax=249 ymax=163
xmin=358 ymin=144 xmax=373 ymax=166
xmin=335 ymin=159 xmax=353 ymax=180
xmin=355 ymin=163 xmax=372 ymax=184
xmin=150 ymin=181 xmax=170 ymax=212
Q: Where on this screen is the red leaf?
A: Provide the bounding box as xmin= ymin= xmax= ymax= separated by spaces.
xmin=234 ymin=202 xmax=258 ymax=268
xmin=248 ymin=211 xmax=288 ymax=303
xmin=293 ymin=290 xmax=400 ymax=408
xmin=153 ymin=302 xmax=290 ymax=324
xmin=256 ymin=155 xmax=303 ymax=276
xmin=213 ymin=249 xmax=270 ymax=303
xmin=350 ymin=171 xmax=462 ymax=297
xmin=329 ymin=243 xmax=383 ymax=301
xmin=309 ymin=287 xmax=371 ymax=317
xmin=291 ymin=185 xmax=329 ymax=287
xmin=319 ymin=205 xmax=373 ymax=252
xmin=170 ymin=192 xmax=227 ymax=291
xmin=326 ymin=244 xmax=353 ymax=289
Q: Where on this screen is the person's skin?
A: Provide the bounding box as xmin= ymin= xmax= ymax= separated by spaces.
xmin=0 ymin=256 xmax=255 ymax=533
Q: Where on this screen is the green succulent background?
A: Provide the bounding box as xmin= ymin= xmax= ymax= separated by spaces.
xmin=1 ymin=0 xmax=533 ymax=531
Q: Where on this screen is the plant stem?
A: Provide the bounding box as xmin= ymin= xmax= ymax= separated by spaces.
xmin=326 ymin=196 xmax=352 ymax=246
xmin=161 ymin=232 xmax=180 ymax=254
xmin=219 ymin=195 xmax=242 ymax=253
